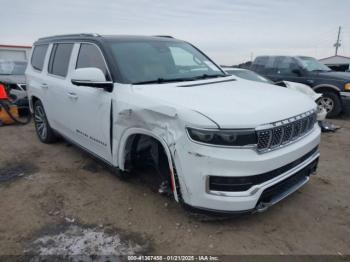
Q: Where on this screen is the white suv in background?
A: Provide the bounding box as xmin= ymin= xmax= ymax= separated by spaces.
xmin=26 ymin=34 xmax=321 ymax=214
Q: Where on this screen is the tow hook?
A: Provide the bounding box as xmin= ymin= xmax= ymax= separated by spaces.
xmin=255 ymin=202 xmax=271 ymax=213
xmin=309 ymin=159 xmax=319 ymax=176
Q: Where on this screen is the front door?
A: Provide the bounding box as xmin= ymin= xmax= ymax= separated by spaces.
xmin=273 ymin=57 xmax=309 ymax=85
xmin=65 ymin=43 xmax=113 ymax=163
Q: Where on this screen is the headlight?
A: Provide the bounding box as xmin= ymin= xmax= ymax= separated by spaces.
xmin=345 ymin=83 xmax=350 ymax=91
xmin=187 ymin=128 xmax=257 ymax=146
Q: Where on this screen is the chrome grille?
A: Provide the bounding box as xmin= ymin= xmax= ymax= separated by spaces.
xmin=257 ymin=130 xmax=271 ymax=150
xmin=270 ymin=127 xmax=283 ymax=147
xmin=281 ymin=123 xmax=293 ymax=144
xmin=257 ymin=110 xmax=317 ymax=153
xmin=292 ymin=120 xmax=302 ymax=139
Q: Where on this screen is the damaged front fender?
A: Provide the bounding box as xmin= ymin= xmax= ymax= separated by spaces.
xmin=111 ymin=84 xmax=217 ymax=203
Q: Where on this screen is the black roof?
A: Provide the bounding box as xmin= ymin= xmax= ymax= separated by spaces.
xmin=35 ymin=33 xmax=180 ymax=45
xmin=255 ymin=55 xmax=314 ymax=59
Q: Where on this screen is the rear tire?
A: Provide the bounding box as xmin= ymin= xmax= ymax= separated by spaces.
xmin=317 ymin=92 xmax=342 ymax=118
xmin=33 ymin=100 xmax=57 ymax=143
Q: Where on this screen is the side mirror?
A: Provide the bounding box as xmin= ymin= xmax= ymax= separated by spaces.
xmin=292 ymin=68 xmax=303 ymax=76
xmin=71 ymin=68 xmax=113 ymax=92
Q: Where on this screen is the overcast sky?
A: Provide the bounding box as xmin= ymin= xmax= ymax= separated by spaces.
xmin=2 ymin=0 xmax=350 ymax=64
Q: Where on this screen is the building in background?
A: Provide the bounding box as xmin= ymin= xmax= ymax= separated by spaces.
xmin=319 ymin=55 xmax=350 ymax=72
xmin=0 ymin=44 xmax=32 ymax=61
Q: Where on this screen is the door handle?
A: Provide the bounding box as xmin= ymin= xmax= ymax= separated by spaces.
xmin=67 ymin=92 xmax=78 ymax=100
xmin=40 ymin=83 xmax=48 ymax=89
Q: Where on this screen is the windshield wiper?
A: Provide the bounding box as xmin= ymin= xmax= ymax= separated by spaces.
xmin=311 ymin=69 xmax=331 ymax=72
xmin=132 ymin=78 xmax=195 ymax=85
xmin=191 ymin=74 xmax=226 ymax=80
xmin=132 ymin=74 xmax=226 ymax=85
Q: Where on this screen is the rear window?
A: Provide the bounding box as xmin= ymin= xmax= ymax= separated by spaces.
xmin=0 ymin=61 xmax=27 ymax=75
xmin=48 ymin=43 xmax=73 ymax=77
xmin=31 ymin=44 xmax=48 ymax=71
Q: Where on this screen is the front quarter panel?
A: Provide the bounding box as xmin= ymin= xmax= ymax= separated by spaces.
xmin=112 ymin=83 xmax=218 ymax=202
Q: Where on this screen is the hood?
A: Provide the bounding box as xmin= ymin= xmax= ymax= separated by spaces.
xmin=314 ymin=71 xmax=350 ymax=81
xmin=131 ymin=77 xmax=316 ymax=128
xmin=283 ymin=81 xmax=322 ymax=101
xmin=0 ymin=75 xmax=25 ymax=84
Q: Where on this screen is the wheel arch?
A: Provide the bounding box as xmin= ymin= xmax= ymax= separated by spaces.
xmin=117 ymin=127 xmax=180 ymax=202
xmin=314 ymin=85 xmax=343 ymax=117
xmin=313 ymin=84 xmax=341 ymax=94
xmin=30 ymin=95 xmax=40 ymax=112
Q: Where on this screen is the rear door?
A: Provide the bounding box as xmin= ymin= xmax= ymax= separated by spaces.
xmin=65 ymin=42 xmax=113 ymax=163
xmin=27 ymin=44 xmax=50 ymax=111
xmin=44 ymin=42 xmax=75 ymax=137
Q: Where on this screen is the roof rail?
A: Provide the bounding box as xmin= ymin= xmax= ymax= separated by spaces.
xmin=153 ymin=35 xmax=174 ymax=38
xmin=38 ymin=33 xmax=100 ymax=41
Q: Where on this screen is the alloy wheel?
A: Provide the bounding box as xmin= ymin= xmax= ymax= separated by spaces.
xmin=317 ymin=97 xmax=334 ymax=113
xmin=34 ymin=105 xmax=47 ymax=140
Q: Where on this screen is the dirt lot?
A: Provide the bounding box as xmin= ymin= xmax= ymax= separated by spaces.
xmin=0 ymin=112 xmax=349 ymax=256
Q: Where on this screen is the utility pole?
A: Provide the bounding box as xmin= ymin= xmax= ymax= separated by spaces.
xmin=334 ymin=26 xmax=342 ymax=56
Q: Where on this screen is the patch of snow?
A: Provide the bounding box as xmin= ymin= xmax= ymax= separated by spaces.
xmin=29 ymin=225 xmax=145 ymax=256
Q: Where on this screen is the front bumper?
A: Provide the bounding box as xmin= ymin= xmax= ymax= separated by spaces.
xmin=183 ymin=156 xmax=318 ymax=215
xmin=175 ymin=125 xmax=321 ymax=212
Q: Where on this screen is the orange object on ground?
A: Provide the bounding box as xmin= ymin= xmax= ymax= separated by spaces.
xmin=0 ymin=83 xmax=8 ymax=100
xmin=0 ymin=105 xmax=19 ymax=125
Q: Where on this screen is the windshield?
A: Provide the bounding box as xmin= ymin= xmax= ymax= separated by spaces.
xmin=108 ymin=40 xmax=225 ymax=84
xmin=0 ymin=61 xmax=27 ymax=75
xmin=297 ymin=57 xmax=331 ymax=72
xmin=226 ymin=69 xmax=273 ymax=84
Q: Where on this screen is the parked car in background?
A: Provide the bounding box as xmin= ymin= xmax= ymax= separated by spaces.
xmin=0 ymin=60 xmax=27 ymax=102
xmin=250 ymin=56 xmax=350 ymax=117
xmin=26 ymin=34 xmax=320 ymax=214
xmin=223 ymin=67 xmax=327 ymax=121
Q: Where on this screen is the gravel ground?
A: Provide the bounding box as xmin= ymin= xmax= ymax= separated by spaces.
xmin=0 ymin=110 xmax=349 ymax=256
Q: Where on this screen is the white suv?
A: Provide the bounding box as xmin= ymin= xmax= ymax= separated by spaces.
xmin=26 ymin=34 xmax=321 ymax=214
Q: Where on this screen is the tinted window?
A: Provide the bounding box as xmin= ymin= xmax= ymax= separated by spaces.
xmin=275 ymin=57 xmax=299 ymax=76
xmin=76 ymin=43 xmax=109 ymax=80
xmin=49 ymin=43 xmax=73 ymax=77
xmin=251 ymin=56 xmax=276 ymax=75
xmin=31 ymin=45 xmax=48 ymax=71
